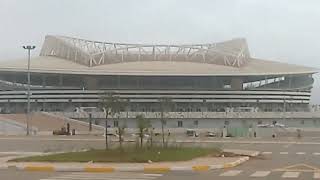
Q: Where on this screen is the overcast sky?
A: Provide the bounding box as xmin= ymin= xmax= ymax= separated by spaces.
xmin=0 ymin=0 xmax=320 ymax=102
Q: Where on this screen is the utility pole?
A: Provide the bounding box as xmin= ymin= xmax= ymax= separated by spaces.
xmin=89 ymin=113 xmax=92 ymax=132
xmin=22 ymin=45 xmax=36 ymax=136
xmin=283 ymin=96 xmax=286 ymax=126
xmin=105 ymin=110 xmax=109 ymax=149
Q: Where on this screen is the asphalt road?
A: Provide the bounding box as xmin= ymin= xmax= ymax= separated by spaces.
xmin=1 ymin=135 xmax=320 ymax=152
xmin=0 ymin=168 xmax=58 ymax=180
xmin=160 ymin=142 xmax=320 ymax=180
xmin=2 ymin=136 xmax=320 ymax=179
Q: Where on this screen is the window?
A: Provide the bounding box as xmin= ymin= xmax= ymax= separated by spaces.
xmin=224 ymin=120 xmax=229 ymax=125
xmin=178 ymin=121 xmax=183 ymax=127
xmin=196 ymin=108 xmax=201 ymax=112
xmin=114 ymin=120 xmax=118 ymax=127
xmin=258 ymin=120 xmax=262 ymax=125
xmin=301 ymin=120 xmax=305 ymax=125
xmin=194 ymin=120 xmax=198 ymax=126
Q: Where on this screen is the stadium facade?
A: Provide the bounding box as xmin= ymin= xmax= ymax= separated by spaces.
xmin=0 ymin=35 xmax=318 ymax=134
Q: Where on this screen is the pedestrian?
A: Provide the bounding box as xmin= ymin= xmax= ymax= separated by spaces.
xmin=66 ymin=123 xmax=70 ymax=135
xmin=297 ymin=129 xmax=301 ymax=138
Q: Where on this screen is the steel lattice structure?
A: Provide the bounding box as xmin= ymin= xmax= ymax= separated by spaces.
xmin=40 ymin=35 xmax=250 ymax=67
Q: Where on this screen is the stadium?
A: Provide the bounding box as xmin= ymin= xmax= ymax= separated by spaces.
xmin=0 ymin=35 xmax=319 ymax=136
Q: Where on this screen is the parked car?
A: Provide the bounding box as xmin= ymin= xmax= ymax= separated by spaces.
xmin=186 ymin=129 xmax=199 ymax=137
xmin=257 ymin=124 xmax=273 ymax=128
xmin=53 ymin=127 xmax=70 ymax=135
xmin=205 ymin=131 xmax=217 ymax=137
xmin=131 ymin=133 xmax=150 ymax=138
xmin=154 ymin=132 xmax=161 ymax=136
xmin=275 ymin=123 xmax=286 ymax=128
xmin=257 ymin=123 xmax=286 ymax=128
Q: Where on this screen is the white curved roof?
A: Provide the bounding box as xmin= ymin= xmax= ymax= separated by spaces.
xmin=40 ymin=35 xmax=251 ymax=67
xmin=0 ymin=56 xmax=317 ymax=76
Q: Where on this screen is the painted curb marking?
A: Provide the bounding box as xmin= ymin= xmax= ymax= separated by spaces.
xmin=10 ymin=156 xmax=250 ymax=172
xmin=192 ymin=165 xmax=210 ymax=171
xmin=84 ymin=166 xmax=114 ymax=173
xmin=24 ymin=165 xmax=55 ymax=172
xmin=144 ymin=166 xmax=170 ymax=173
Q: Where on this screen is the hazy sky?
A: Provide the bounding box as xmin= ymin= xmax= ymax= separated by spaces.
xmin=0 ymin=0 xmax=320 ymax=102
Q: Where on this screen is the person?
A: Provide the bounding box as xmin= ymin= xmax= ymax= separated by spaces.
xmin=66 ymin=123 xmax=70 ymax=135
xmin=297 ymin=129 xmax=301 ymax=138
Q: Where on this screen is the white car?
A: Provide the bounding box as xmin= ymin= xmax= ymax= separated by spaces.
xmin=257 ymin=124 xmax=272 ymax=128
xmin=257 ymin=123 xmax=286 ymax=128
xmin=131 ymin=133 xmax=150 ymax=138
xmin=275 ymin=123 xmax=286 ymax=128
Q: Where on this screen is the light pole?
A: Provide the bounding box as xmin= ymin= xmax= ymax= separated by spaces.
xmin=283 ymin=96 xmax=286 ymax=126
xmin=23 ymin=45 xmax=36 ymax=135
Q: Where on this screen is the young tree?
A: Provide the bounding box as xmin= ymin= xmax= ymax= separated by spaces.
xmin=159 ymin=97 xmax=174 ymax=148
xmin=117 ymin=123 xmax=126 ymax=149
xmin=136 ymin=114 xmax=150 ymax=148
xmin=100 ymin=91 xmax=123 ymax=149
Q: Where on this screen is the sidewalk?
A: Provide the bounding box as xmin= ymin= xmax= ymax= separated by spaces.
xmin=1 ymin=149 xmax=259 ymax=173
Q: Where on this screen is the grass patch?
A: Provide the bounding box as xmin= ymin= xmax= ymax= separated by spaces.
xmin=10 ymin=147 xmax=221 ymax=163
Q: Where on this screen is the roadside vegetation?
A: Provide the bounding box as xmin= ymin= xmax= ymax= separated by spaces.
xmin=10 ymin=146 xmax=221 ymax=163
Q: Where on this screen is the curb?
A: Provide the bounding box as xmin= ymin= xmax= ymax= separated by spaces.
xmin=223 ymin=149 xmax=260 ymax=157
xmin=10 ymin=156 xmax=249 ymax=173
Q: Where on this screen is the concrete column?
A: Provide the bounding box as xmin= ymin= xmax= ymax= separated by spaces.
xmin=288 ymin=75 xmax=292 ymax=89
xmin=231 ymin=77 xmax=243 ymax=90
xmin=42 ymin=75 xmax=46 ymax=88
xmin=13 ymin=74 xmax=17 ymax=87
xmin=42 ymin=102 xmax=46 ymax=111
xmin=264 ymin=76 xmax=268 ymax=86
xmin=59 ymin=74 xmax=63 ymax=87
xmin=117 ymin=75 xmax=120 ymax=89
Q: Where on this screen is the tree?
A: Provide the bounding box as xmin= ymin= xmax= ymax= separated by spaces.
xmin=117 ymin=123 xmax=126 ymax=149
xmin=100 ymin=91 xmax=123 ymax=149
xmin=136 ymin=114 xmax=150 ymax=148
xmin=159 ymin=97 xmax=174 ymax=148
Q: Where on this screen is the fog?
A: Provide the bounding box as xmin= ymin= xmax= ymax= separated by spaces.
xmin=0 ymin=0 xmax=319 ymax=102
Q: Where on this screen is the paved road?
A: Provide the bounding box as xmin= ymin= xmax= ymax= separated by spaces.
xmin=1 ymin=135 xmax=320 ymax=152
xmin=160 ymin=142 xmax=320 ymax=179
xmin=0 ymin=169 xmax=163 ymax=180
xmin=2 ymin=136 xmax=320 ymax=179
xmin=0 ymin=169 xmax=58 ymax=180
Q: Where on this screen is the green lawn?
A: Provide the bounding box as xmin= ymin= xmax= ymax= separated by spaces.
xmin=10 ymin=147 xmax=221 ymax=163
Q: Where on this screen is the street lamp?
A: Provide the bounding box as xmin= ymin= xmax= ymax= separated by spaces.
xmin=23 ymin=45 xmax=36 ymax=135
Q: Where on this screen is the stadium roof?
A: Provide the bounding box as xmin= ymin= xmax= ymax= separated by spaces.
xmin=0 ymin=35 xmax=317 ymax=76
xmin=0 ymin=56 xmax=317 ymax=76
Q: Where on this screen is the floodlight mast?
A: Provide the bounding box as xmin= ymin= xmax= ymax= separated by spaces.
xmin=22 ymin=45 xmax=36 ymax=135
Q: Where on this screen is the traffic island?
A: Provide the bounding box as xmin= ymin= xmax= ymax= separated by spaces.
xmin=6 ymin=148 xmax=257 ymax=173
